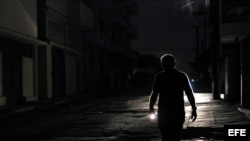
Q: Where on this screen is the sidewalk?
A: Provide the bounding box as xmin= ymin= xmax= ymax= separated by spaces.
xmin=0 ymin=87 xmax=140 ymax=118
xmin=0 ymin=94 xmax=97 ymax=118
xmin=181 ymin=93 xmax=250 ymax=140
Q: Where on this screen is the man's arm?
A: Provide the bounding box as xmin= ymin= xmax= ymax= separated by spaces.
xmin=149 ymin=91 xmax=158 ymax=112
xmin=184 ymin=74 xmax=197 ymax=121
xmin=186 ymin=89 xmax=197 ymax=122
xmin=185 ymin=88 xmax=197 ymax=110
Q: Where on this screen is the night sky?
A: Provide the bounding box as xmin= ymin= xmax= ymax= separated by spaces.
xmin=131 ymin=0 xmax=206 ymax=74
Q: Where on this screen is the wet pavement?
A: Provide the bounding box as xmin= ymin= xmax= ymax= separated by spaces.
xmin=0 ymin=88 xmax=250 ymax=141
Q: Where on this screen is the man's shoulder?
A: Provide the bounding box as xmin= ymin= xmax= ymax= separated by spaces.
xmin=154 ymin=71 xmax=167 ymax=79
xmin=175 ymin=69 xmax=187 ymax=75
xmin=170 ymin=69 xmax=189 ymax=80
xmin=156 ymin=69 xmax=188 ymax=77
xmin=156 ymin=71 xmax=165 ymax=75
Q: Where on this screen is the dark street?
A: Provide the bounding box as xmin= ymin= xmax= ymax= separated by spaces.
xmin=0 ymin=88 xmax=159 ymax=141
xmin=1 ymin=87 xmax=250 ymax=141
xmin=1 ymin=0 xmax=250 ymax=141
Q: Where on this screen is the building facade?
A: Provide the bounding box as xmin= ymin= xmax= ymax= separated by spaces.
xmin=0 ymin=0 xmax=137 ymax=106
xmin=0 ymin=0 xmax=42 ymax=105
xmin=83 ymin=0 xmax=138 ymax=93
xmin=210 ymin=0 xmax=250 ymax=111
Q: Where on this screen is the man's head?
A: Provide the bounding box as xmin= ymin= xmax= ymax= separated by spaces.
xmin=160 ymin=54 xmax=176 ymax=69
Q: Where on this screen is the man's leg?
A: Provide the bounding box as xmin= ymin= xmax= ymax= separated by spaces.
xmin=158 ymin=121 xmax=183 ymax=141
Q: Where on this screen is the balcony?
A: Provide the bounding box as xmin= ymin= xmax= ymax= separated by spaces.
xmin=112 ymin=46 xmax=137 ymax=62
xmin=111 ymin=14 xmax=128 ymax=28
xmin=88 ymin=0 xmax=112 ymax=12
xmin=83 ymin=31 xmax=112 ymax=49
xmin=221 ymin=0 xmax=250 ymax=23
xmin=126 ymin=23 xmax=138 ymax=39
xmin=125 ymin=0 xmax=138 ymax=15
xmin=80 ymin=2 xmax=94 ymax=29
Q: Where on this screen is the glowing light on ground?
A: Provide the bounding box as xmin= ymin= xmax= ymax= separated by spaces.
xmin=150 ymin=113 xmax=157 ymax=120
xmin=185 ymin=93 xmax=214 ymax=104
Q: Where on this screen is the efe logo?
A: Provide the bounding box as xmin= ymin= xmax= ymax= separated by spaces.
xmin=228 ymin=129 xmax=246 ymax=136
xmin=224 ymin=125 xmax=250 ymax=140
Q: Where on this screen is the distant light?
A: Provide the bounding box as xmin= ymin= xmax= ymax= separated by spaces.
xmin=191 ymin=79 xmax=195 ymax=82
xmin=220 ymin=93 xmax=224 ymax=100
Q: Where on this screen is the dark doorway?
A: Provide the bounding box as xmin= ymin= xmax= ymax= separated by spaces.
xmin=52 ymin=48 xmax=66 ymax=98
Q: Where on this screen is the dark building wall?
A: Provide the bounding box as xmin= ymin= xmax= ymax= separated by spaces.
xmin=242 ymin=36 xmax=250 ymax=109
xmin=37 ymin=45 xmax=48 ymax=100
xmin=52 ymin=48 xmax=66 ymax=98
xmin=223 ymin=44 xmax=241 ymax=103
xmin=0 ymin=0 xmax=137 ymax=106
xmin=0 ymin=36 xmax=34 ymax=104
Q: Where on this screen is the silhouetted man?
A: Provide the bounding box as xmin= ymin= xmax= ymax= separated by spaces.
xmin=149 ymin=54 xmax=197 ymax=141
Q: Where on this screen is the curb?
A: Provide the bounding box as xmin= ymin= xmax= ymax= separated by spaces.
xmin=0 ymin=99 xmax=72 ymax=118
xmin=238 ymin=106 xmax=250 ymax=119
xmin=0 ymin=87 xmax=138 ymax=118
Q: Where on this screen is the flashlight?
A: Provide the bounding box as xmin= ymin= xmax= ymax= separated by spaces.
xmin=149 ymin=112 xmax=157 ymax=120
